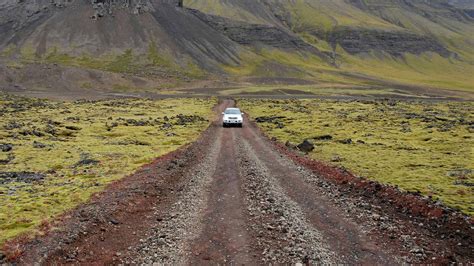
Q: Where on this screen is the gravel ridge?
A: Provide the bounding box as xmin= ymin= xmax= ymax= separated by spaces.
xmin=236 ymin=137 xmax=338 ymax=264
xmin=128 ymin=128 xmax=223 ymax=264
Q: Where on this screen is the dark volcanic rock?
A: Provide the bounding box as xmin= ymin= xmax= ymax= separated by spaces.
xmin=175 ymin=114 xmax=206 ymax=125
xmin=312 ymin=135 xmax=333 ymax=141
xmin=0 ymin=172 xmax=45 ymax=184
xmin=75 ymin=158 xmax=99 ymax=167
xmin=0 ymin=143 xmax=13 ymax=152
xmin=321 ymin=28 xmax=451 ymax=57
xmin=190 ymin=9 xmax=318 ymax=52
xmin=33 ymin=141 xmax=47 ymax=148
xmin=75 ymin=153 xmax=99 ymax=167
xmin=65 ymin=125 xmax=81 ymax=131
xmin=297 ymin=139 xmax=315 ymax=153
xmin=255 ymin=116 xmax=286 ymax=123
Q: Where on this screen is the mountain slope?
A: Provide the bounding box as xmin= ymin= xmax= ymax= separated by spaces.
xmin=0 ymin=0 xmax=242 ymax=70
xmin=0 ymin=0 xmax=473 ymax=96
xmin=187 ymin=0 xmax=474 ymax=92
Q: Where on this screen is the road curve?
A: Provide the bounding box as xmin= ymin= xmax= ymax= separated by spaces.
xmin=7 ymin=99 xmax=473 ymax=265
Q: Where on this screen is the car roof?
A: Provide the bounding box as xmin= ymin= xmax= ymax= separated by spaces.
xmin=225 ymin=108 xmax=240 ymax=111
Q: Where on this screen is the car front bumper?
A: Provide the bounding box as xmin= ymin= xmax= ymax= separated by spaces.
xmin=223 ymin=120 xmax=242 ymax=124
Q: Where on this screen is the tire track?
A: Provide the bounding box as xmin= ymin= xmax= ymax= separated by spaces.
xmin=187 ymin=128 xmax=256 ymax=264
xmin=236 ymin=136 xmax=338 ymax=264
xmin=128 ymin=124 xmax=223 ymax=265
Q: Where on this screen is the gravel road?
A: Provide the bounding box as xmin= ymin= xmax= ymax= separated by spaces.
xmin=6 ymin=99 xmax=473 ymax=265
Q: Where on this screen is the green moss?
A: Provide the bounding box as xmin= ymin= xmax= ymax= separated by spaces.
xmin=147 ymin=42 xmax=174 ymax=68
xmin=80 ymin=82 xmax=93 ymax=90
xmin=186 ymin=0 xmax=269 ymax=24
xmin=0 ymin=94 xmax=216 ymax=244
xmin=0 ymin=44 xmax=17 ymax=57
xmin=105 ymin=49 xmax=136 ymax=73
xmin=19 ymin=45 xmax=38 ymax=61
xmin=241 ymin=99 xmax=474 ymax=215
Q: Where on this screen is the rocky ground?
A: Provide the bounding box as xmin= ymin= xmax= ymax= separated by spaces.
xmin=1 ymin=99 xmax=473 ymax=264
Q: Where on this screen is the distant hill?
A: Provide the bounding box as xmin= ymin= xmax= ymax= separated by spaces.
xmin=1 ymin=0 xmax=473 ymax=95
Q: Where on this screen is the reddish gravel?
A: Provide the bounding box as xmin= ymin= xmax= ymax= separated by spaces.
xmin=265 ymin=131 xmax=473 ymax=262
xmin=2 ymin=99 xmax=473 ymax=265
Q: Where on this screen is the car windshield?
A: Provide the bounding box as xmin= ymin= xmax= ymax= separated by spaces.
xmin=225 ymin=109 xmax=241 ymax=115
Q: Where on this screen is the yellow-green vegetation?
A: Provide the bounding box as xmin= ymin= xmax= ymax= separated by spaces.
xmin=285 ymin=0 xmax=399 ymax=31
xmin=240 ymin=99 xmax=474 ymax=215
xmin=223 ymin=46 xmax=474 ymax=94
xmin=219 ymin=84 xmax=418 ymax=98
xmin=341 ymin=50 xmax=474 ymax=92
xmin=0 ymin=94 xmax=215 ymax=244
xmin=186 ymin=0 xmax=270 ymax=24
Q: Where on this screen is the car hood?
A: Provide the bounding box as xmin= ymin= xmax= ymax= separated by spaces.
xmin=223 ymin=114 xmax=243 ymax=119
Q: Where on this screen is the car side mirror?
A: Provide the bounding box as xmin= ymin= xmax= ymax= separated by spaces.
xmin=222 ymin=112 xmax=225 ymax=115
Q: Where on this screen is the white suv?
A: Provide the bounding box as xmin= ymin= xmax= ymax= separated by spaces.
xmin=222 ymin=108 xmax=243 ymax=127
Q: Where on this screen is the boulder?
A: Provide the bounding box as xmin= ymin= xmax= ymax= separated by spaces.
xmin=312 ymin=135 xmax=333 ymax=141
xmin=0 ymin=143 xmax=13 ymax=152
xmin=297 ymin=140 xmax=314 ymax=153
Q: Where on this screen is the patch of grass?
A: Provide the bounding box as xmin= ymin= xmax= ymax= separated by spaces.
xmin=224 ymin=45 xmax=474 ymax=94
xmin=185 ymin=0 xmax=270 ymax=24
xmin=286 ymin=0 xmax=399 ymax=32
xmin=147 ymin=41 xmax=175 ymax=69
xmin=0 ymin=94 xmax=215 ymax=244
xmin=106 ymin=49 xmax=136 ymax=73
xmin=0 ymin=44 xmax=17 ymax=57
xmin=241 ymin=99 xmax=474 ymax=215
xmin=42 ymin=47 xmax=137 ymax=73
xmin=220 ymin=84 xmax=412 ymax=97
xmin=342 ymin=50 xmax=474 ymax=93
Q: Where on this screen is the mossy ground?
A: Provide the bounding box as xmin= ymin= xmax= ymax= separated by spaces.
xmin=0 ymin=94 xmax=215 ymax=244
xmin=240 ymin=99 xmax=474 ymax=215
xmin=219 ymin=84 xmax=419 ymax=98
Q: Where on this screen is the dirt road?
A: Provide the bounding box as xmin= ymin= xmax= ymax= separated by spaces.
xmin=6 ymin=100 xmax=473 ymax=265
